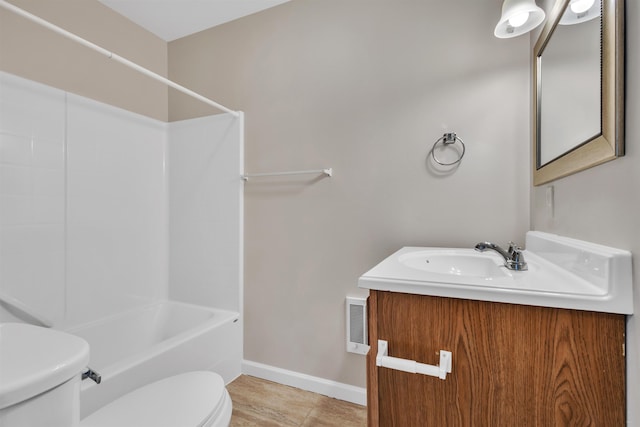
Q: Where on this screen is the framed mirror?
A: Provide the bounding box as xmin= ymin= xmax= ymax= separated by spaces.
xmin=533 ymin=0 xmax=624 ymax=186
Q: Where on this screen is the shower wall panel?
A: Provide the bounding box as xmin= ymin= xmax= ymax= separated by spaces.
xmin=1 ymin=72 xmax=242 ymax=326
xmin=0 ymin=72 xmax=169 ymax=325
xmin=168 ymin=114 xmax=243 ymax=313
xmin=0 ymin=72 xmax=66 ymax=323
xmin=65 ymin=94 xmax=168 ymax=323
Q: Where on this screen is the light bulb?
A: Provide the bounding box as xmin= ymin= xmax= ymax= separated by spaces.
xmin=508 ymin=11 xmax=529 ymax=28
xmin=570 ymin=0 xmax=595 ymax=14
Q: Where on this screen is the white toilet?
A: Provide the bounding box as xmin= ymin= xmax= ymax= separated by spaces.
xmin=0 ymin=323 xmax=232 ymax=427
xmin=80 ymin=371 xmax=232 ymax=427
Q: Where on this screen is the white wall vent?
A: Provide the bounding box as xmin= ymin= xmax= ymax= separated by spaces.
xmin=346 ymin=296 xmax=369 ymax=355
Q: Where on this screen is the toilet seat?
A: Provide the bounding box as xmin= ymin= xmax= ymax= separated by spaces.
xmin=80 ymin=371 xmax=232 ymax=427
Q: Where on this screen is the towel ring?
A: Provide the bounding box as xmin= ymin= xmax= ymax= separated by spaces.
xmin=431 ymin=133 xmax=465 ymax=166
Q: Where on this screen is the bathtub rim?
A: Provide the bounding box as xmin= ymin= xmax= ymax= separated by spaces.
xmin=59 ymin=299 xmax=239 ymax=389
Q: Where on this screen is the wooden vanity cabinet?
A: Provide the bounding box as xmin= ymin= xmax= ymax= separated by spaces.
xmin=366 ymin=291 xmax=626 ymax=426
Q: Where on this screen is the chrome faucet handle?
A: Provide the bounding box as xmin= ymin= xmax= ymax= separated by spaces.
xmin=507 ymin=244 xmax=528 ymax=271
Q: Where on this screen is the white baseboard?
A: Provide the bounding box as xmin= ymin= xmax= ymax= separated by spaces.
xmin=242 ymin=360 xmax=367 ymax=406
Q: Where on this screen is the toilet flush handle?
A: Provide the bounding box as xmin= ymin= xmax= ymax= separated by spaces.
xmin=82 ymin=368 xmax=102 ymax=384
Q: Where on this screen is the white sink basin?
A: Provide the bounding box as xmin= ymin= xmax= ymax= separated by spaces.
xmin=359 ymin=231 xmax=633 ymax=314
xmin=398 ymin=250 xmax=509 ymax=278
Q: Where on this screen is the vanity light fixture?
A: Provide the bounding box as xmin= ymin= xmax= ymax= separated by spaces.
xmin=494 ymin=0 xmax=546 ymax=38
xmin=559 ymin=0 xmax=601 ymax=25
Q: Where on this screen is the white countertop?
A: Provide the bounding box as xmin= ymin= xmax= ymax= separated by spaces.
xmin=358 ymin=231 xmax=633 ymax=314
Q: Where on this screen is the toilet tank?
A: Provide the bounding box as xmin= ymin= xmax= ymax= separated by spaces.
xmin=0 ymin=323 xmax=90 ymax=427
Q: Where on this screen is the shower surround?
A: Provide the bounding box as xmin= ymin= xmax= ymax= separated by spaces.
xmin=0 ymin=70 xmax=243 ymax=387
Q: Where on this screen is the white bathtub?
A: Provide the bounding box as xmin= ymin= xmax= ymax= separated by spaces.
xmin=62 ymin=300 xmax=242 ymax=418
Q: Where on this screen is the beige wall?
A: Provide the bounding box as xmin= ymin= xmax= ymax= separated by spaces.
xmin=169 ymin=0 xmax=530 ymax=388
xmin=0 ymin=0 xmax=168 ymax=121
xmin=531 ymin=1 xmax=640 ymax=423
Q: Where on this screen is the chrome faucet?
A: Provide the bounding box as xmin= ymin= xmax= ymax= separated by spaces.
xmin=474 ymin=241 xmax=528 ymax=271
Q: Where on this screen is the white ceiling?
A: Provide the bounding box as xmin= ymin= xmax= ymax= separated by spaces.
xmin=98 ymin=0 xmax=291 ymax=41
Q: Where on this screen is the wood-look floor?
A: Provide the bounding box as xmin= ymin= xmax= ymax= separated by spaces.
xmin=227 ymin=375 xmax=367 ymax=427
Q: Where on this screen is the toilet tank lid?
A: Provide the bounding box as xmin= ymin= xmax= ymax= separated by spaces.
xmin=80 ymin=371 xmax=227 ymax=427
xmin=0 ymin=323 xmax=90 ymax=410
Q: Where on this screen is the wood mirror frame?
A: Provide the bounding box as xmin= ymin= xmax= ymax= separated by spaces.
xmin=532 ymin=0 xmax=624 ymax=186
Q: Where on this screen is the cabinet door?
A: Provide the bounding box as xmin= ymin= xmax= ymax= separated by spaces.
xmin=367 ymin=291 xmax=626 ymax=426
